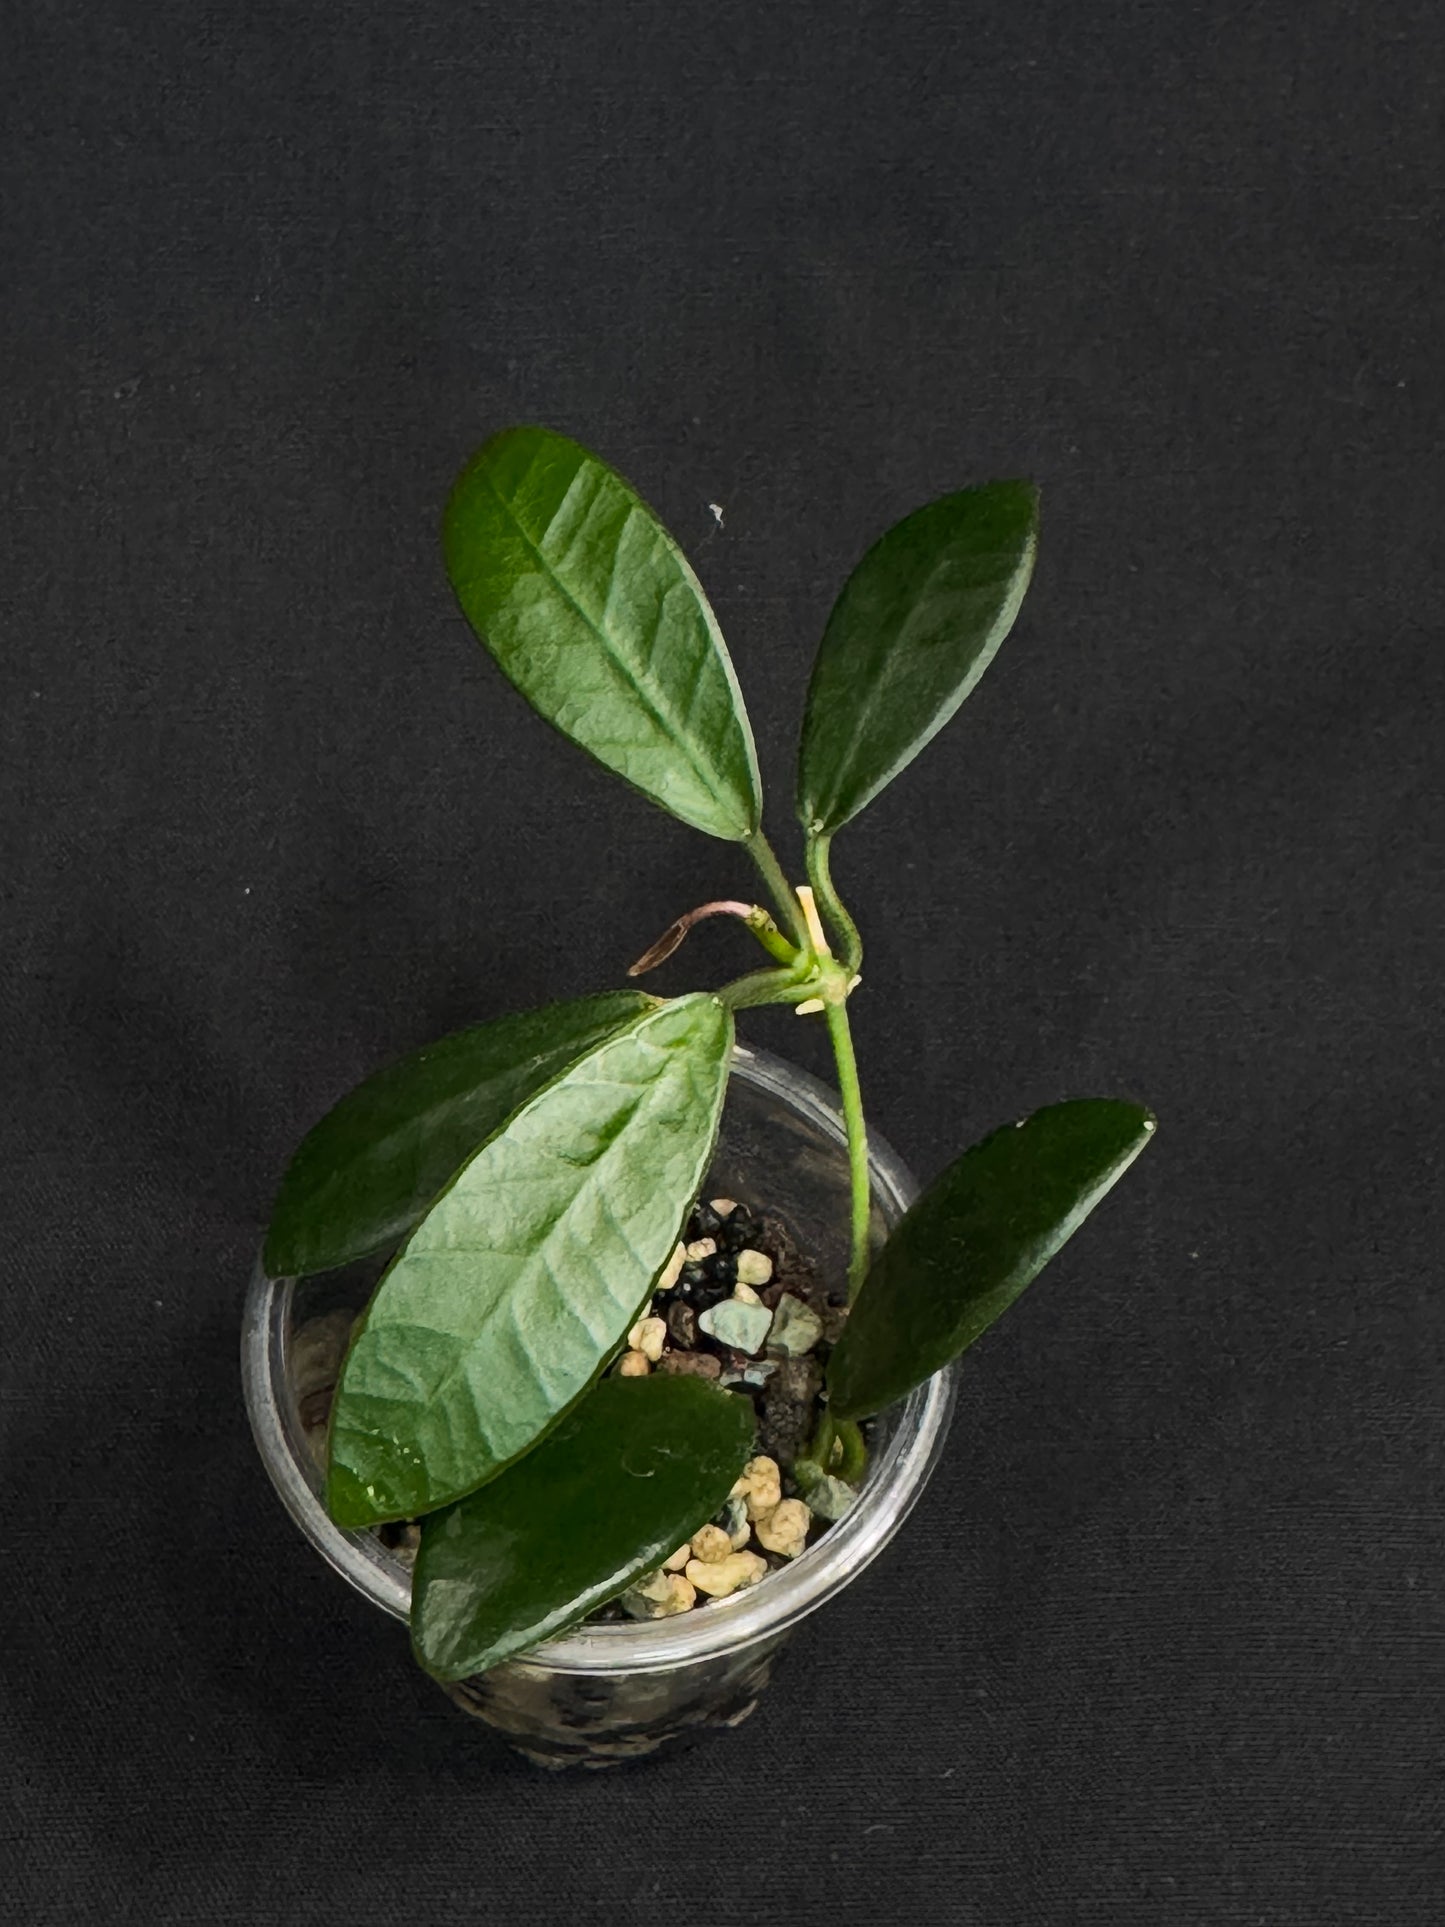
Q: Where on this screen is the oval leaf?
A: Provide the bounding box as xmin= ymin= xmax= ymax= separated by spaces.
xmin=828 ymin=1099 xmax=1155 ymax=1420
xmin=412 ymin=1374 xmax=755 ymax=1679
xmin=797 ymin=481 xmax=1039 ymax=835
xmin=444 ymin=426 xmax=762 ymax=842
xmin=264 ymin=991 xmax=656 ymax=1277
xmin=327 ymin=993 xmax=735 ymax=1527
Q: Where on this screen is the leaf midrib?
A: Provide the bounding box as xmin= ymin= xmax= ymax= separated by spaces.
xmin=363 ymin=1044 xmax=704 ymax=1447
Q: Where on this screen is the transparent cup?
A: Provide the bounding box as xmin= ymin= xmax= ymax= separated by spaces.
xmin=242 ymin=1043 xmax=957 ymax=1768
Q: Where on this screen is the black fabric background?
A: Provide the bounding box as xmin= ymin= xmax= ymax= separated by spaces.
xmin=4 ymin=3 xmax=1441 ymax=1921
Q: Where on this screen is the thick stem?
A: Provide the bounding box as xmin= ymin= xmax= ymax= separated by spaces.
xmin=823 ymin=996 xmax=871 ymax=1301
xmin=745 ymin=830 xmax=813 ymax=959
xmin=806 ymin=833 xmax=863 ymax=977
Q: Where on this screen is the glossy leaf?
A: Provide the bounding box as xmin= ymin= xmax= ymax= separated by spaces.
xmin=828 ymin=1099 xmax=1155 ymax=1420
xmin=327 ymin=993 xmax=734 ymax=1527
xmin=264 ymin=991 xmax=656 ymax=1278
xmin=411 ymin=1374 xmax=756 ymax=1679
xmin=797 ymin=481 xmax=1039 ymax=834
xmin=444 ymin=426 xmax=762 ymax=841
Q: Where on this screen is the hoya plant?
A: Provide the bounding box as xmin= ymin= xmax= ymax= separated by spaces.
xmin=265 ymin=426 xmax=1155 ymax=1682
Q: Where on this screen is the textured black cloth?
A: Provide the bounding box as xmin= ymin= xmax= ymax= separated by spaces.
xmin=4 ymin=3 xmax=1441 ymax=1921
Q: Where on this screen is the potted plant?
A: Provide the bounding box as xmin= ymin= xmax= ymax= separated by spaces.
xmin=243 ymin=426 xmax=1155 ymax=1767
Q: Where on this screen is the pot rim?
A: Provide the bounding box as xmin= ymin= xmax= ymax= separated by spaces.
xmin=242 ymin=1040 xmax=957 ymax=1676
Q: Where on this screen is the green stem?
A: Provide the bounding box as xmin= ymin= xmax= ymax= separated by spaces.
xmin=834 ymin=1419 xmax=868 ymax=1483
xmin=744 ymin=906 xmax=801 ymax=967
xmin=718 ymin=967 xmax=822 ymax=1012
xmin=824 ymin=996 xmax=871 ymax=1301
xmin=806 ymin=1411 xmax=837 ymax=1474
xmin=745 ymin=830 xmax=813 ymax=958
xmin=806 ymin=833 xmax=862 ymax=977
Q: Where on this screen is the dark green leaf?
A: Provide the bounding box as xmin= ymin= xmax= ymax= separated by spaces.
xmin=797 ymin=481 xmax=1039 ymax=834
xmin=327 ymin=994 xmax=734 ymax=1527
xmin=264 ymin=991 xmax=656 ymax=1278
xmin=411 ymin=1374 xmax=756 ymax=1679
xmin=828 ymin=1099 xmax=1155 ymax=1420
xmin=444 ymin=425 xmax=762 ymax=841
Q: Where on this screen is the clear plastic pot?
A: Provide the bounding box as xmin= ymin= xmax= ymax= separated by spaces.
xmin=242 ymin=1042 xmax=957 ymax=1768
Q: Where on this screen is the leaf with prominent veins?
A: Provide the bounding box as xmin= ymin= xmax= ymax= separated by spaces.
xmin=326 ymin=994 xmax=735 ymax=1527
xmin=444 ymin=426 xmax=762 ymax=840
xmin=264 ymin=991 xmax=657 ymax=1276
